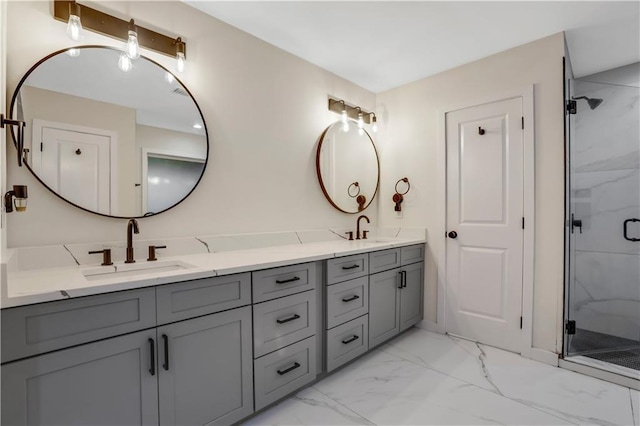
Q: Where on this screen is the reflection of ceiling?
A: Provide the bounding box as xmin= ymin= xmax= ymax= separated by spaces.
xmin=186 ymin=1 xmax=640 ymax=93
xmin=24 ymin=47 xmax=206 ymax=136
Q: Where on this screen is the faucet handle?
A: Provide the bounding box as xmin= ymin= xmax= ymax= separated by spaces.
xmin=88 ymin=249 xmax=113 ymax=266
xmin=345 ymin=231 xmax=354 ymax=241
xmin=147 ymin=245 xmax=167 ymax=262
xmin=362 ymin=230 xmax=369 ymax=240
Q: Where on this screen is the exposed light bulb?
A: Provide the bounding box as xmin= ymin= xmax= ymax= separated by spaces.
xmin=342 ymin=120 xmax=350 ymax=132
xmin=341 ymin=109 xmax=348 ymax=124
xmin=165 ymin=72 xmax=174 ymax=84
xmin=126 ymin=20 xmax=140 ymax=59
xmin=357 ymin=111 xmax=364 ymax=130
xmin=118 ymin=53 xmax=133 ymax=72
xmin=66 ymin=48 xmax=81 ymax=57
xmin=66 ymin=14 xmax=83 ymax=41
xmin=176 ymin=52 xmax=186 ymax=73
xmin=175 ymin=37 xmax=186 ymax=73
xmin=371 ymin=114 xmax=378 ymax=133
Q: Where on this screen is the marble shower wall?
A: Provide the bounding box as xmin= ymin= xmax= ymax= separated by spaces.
xmin=570 ymin=76 xmax=640 ymax=342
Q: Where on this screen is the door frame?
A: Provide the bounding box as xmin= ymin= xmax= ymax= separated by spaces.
xmin=31 ymin=119 xmax=118 ymax=213
xmin=433 ymin=85 xmax=535 ymax=358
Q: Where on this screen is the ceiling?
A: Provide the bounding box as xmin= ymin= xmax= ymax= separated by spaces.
xmin=185 ymin=1 xmax=640 ymax=93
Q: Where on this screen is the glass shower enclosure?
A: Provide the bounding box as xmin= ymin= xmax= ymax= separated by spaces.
xmin=565 ymin=77 xmax=640 ymax=374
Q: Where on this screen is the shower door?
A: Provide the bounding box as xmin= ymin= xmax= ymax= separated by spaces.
xmin=566 ymin=78 xmax=640 ymax=363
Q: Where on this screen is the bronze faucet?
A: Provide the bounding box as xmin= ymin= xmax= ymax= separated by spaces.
xmin=125 ymin=219 xmax=140 ymax=263
xmin=356 ymin=215 xmax=370 ymax=240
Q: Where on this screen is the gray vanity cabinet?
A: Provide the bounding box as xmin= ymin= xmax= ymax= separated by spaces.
xmin=157 ymin=306 xmax=253 ymax=426
xmin=368 ymin=245 xmax=424 ymax=349
xmin=1 ymin=329 xmax=159 ymax=426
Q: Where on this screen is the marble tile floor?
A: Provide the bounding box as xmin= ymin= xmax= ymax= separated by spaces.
xmin=244 ymin=328 xmax=640 ymax=426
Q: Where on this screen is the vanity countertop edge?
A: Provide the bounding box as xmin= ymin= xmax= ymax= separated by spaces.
xmin=1 ymin=238 xmax=426 ymax=309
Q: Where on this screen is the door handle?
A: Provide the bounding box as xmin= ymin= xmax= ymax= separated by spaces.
xmin=447 ymin=231 xmax=458 ymax=239
xmin=276 ymin=314 xmax=301 ymax=324
xmin=571 ymin=213 xmax=582 ymax=234
xmin=624 ymin=218 xmax=640 ymax=242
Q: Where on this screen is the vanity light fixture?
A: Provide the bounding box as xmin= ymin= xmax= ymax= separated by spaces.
xmin=175 ymin=38 xmax=186 ymax=73
xmin=125 ymin=19 xmax=140 ymax=60
xmin=53 ymin=1 xmax=187 ymax=67
xmin=370 ymin=112 xmax=378 ymax=133
xmin=66 ymin=0 xmax=83 ymax=41
xmin=328 ymin=97 xmax=374 ymax=132
xmin=356 ymin=108 xmax=364 ymax=135
xmin=4 ymin=185 xmax=28 ymax=213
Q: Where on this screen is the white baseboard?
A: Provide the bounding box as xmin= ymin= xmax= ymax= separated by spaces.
xmin=529 ymin=348 xmax=559 ymax=366
xmin=416 ymin=319 xmax=440 ymax=333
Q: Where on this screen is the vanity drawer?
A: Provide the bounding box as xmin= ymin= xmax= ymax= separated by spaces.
xmin=326 ymin=276 xmax=368 ymax=329
xmin=253 ymin=290 xmax=316 ymax=358
xmin=252 ymin=262 xmax=316 ymax=303
xmin=401 ymin=244 xmax=425 ymax=266
xmin=254 ymin=336 xmax=316 ymax=411
xmin=326 ymin=254 xmax=368 ymax=285
xmin=156 ymin=273 xmax=251 ymax=325
xmin=326 ymin=315 xmax=369 ymax=372
xmin=1 ymin=288 xmax=156 ymax=363
xmin=369 ymin=248 xmax=401 ymax=274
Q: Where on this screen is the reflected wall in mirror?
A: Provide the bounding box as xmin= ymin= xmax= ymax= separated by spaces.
xmin=316 ymin=121 xmax=379 ymax=213
xmin=10 ymin=46 xmax=208 ymax=218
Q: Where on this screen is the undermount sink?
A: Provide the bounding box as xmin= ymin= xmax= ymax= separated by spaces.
xmin=82 ymin=260 xmax=195 ymax=281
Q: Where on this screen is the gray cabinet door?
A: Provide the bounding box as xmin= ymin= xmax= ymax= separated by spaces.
xmin=158 ymin=306 xmax=253 ymax=426
xmin=368 ymin=268 xmax=402 ymax=348
xmin=1 ymin=330 xmax=159 ymax=426
xmin=400 ymin=262 xmax=424 ymax=331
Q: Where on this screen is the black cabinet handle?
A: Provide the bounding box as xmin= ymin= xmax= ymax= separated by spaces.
xmin=624 ymin=218 xmax=640 ymax=242
xmin=148 ymin=338 xmax=156 ymax=376
xmin=277 ymin=362 xmax=301 ymax=375
xmin=162 ymin=334 xmax=169 ymax=371
xmin=342 ymin=295 xmax=360 ymax=303
xmin=276 ymin=276 xmax=300 ymax=284
xmin=398 ymin=271 xmax=404 ymax=289
xmin=276 ymin=314 xmax=301 ymax=324
xmin=402 ymin=271 xmax=407 ymax=288
xmin=342 ymin=335 xmax=360 ymax=345
xmin=342 ymin=264 xmax=359 ymax=270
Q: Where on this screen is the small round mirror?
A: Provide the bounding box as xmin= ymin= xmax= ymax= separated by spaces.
xmin=10 ymin=46 xmax=208 ymax=218
xmin=316 ymin=121 xmax=379 ymax=213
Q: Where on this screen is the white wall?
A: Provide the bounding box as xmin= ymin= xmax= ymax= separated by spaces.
xmin=5 ymin=1 xmax=376 ymax=247
xmin=376 ymin=33 xmax=566 ymax=353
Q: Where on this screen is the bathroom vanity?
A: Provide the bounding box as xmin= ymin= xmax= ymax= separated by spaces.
xmin=1 ymin=241 xmax=425 ymax=425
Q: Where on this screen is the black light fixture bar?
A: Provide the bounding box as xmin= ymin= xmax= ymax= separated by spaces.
xmin=328 ymin=97 xmax=372 ymax=124
xmin=53 ymin=0 xmax=186 ymax=59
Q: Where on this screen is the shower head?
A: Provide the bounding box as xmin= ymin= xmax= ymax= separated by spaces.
xmin=573 ymin=96 xmax=604 ymax=110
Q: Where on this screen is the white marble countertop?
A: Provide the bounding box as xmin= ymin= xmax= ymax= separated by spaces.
xmin=1 ymin=236 xmax=425 ymax=309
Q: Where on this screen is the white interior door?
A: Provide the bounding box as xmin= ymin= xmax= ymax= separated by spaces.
xmin=445 ymin=97 xmax=524 ymax=353
xmin=34 ymin=123 xmax=112 ymax=214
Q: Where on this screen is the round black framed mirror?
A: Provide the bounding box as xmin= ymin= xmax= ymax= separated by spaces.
xmin=9 ymin=45 xmax=209 ymax=219
xmin=316 ymin=121 xmax=380 ymax=214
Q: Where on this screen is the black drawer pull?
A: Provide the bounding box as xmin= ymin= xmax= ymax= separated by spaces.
xmin=162 ymin=334 xmax=169 ymax=371
xmin=276 ymin=276 xmax=301 ymax=284
xmin=342 ymin=335 xmax=360 ymax=345
xmin=277 ymin=362 xmax=301 ymax=375
xmin=276 ymin=314 xmax=301 ymax=324
xmin=624 ymin=218 xmax=640 ymax=242
xmin=342 ymin=264 xmax=359 ymax=270
xmin=342 ymin=295 xmax=360 ymax=303
xmin=148 ymin=338 xmax=156 ymax=376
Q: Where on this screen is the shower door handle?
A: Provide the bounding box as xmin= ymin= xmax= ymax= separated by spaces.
xmin=623 ymin=218 xmax=640 ymax=242
xmin=571 ymin=214 xmax=582 ymax=234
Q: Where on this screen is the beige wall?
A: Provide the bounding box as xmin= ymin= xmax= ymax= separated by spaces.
xmin=376 ymin=33 xmax=566 ymax=353
xmin=5 ymin=1 xmax=376 ymax=246
xmin=20 ymin=86 xmax=137 ymax=214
